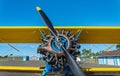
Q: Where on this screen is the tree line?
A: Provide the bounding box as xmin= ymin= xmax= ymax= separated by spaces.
xmin=80 ymin=44 xmax=120 ymax=58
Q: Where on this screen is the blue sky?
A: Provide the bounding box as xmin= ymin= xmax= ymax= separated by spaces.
xmin=0 ymin=0 xmax=120 ymax=25
xmin=0 ymin=43 xmax=117 ymax=57
xmin=0 ymin=0 xmax=120 ymax=56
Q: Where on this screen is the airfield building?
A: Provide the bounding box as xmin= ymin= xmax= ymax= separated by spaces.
xmin=98 ymin=50 xmax=120 ymax=66
xmin=8 ymin=56 xmax=29 ymax=61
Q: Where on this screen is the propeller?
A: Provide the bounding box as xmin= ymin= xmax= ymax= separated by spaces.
xmin=36 ymin=6 xmax=85 ymax=76
xmin=36 ymin=7 xmax=57 ymax=38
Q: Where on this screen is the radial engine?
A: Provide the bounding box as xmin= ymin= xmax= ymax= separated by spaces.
xmin=37 ymin=30 xmax=81 ymax=69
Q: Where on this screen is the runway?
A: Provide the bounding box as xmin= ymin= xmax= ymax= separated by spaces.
xmin=0 ymin=72 xmax=41 ymax=76
xmin=0 ymin=60 xmax=45 ymax=67
xmin=0 ymin=61 xmax=44 ymax=76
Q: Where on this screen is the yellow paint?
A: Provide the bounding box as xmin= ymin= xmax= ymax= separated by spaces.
xmin=1 ymin=26 xmax=120 ymax=43
xmin=0 ymin=66 xmax=120 ymax=73
xmin=0 ymin=66 xmax=43 ymax=72
xmin=84 ymin=68 xmax=120 ymax=73
xmin=36 ymin=6 xmax=42 ymax=11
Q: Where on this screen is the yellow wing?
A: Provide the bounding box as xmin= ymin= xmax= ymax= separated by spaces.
xmin=0 ymin=66 xmax=120 ymax=74
xmin=0 ymin=26 xmax=120 ymax=43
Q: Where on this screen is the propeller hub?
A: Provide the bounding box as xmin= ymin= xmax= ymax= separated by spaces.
xmin=51 ymin=35 xmax=69 ymax=52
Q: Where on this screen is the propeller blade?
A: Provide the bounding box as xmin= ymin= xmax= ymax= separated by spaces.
xmin=36 ymin=7 xmax=57 ymax=37
xmin=61 ymin=46 xmax=85 ymax=76
xmin=36 ymin=6 xmax=85 ymax=76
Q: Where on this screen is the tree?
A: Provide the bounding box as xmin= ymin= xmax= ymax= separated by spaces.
xmin=81 ymin=49 xmax=103 ymax=58
xmin=4 ymin=55 xmax=8 ymax=58
xmin=116 ymin=44 xmax=120 ymax=50
xmin=81 ymin=49 xmax=92 ymax=58
xmin=10 ymin=54 xmax=13 ymax=56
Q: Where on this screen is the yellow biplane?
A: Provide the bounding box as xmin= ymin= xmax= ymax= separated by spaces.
xmin=0 ymin=6 xmax=120 ymax=76
xmin=1 ymin=26 xmax=120 ymax=75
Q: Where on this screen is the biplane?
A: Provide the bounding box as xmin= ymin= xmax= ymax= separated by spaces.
xmin=1 ymin=6 xmax=120 ymax=76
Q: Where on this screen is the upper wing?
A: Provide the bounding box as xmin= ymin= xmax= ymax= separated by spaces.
xmin=0 ymin=26 xmax=120 ymax=43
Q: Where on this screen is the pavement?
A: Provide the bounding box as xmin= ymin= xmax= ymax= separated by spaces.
xmin=0 ymin=60 xmax=45 ymax=67
xmin=0 ymin=61 xmax=44 ymax=76
xmin=0 ymin=72 xmax=41 ymax=76
xmin=78 ymin=62 xmax=119 ymax=68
